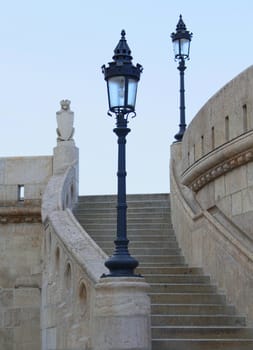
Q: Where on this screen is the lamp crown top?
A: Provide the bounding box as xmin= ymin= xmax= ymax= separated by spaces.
xmin=171 ymin=14 xmax=192 ymax=43
xmin=113 ymin=29 xmax=133 ymax=62
xmin=176 ymin=14 xmax=187 ymax=32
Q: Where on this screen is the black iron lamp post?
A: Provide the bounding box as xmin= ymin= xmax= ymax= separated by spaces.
xmin=171 ymin=15 xmax=192 ymax=142
xmin=101 ymin=30 xmax=143 ymax=277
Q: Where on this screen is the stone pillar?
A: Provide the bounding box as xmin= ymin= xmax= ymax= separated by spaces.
xmin=53 ymin=100 xmax=79 ymax=175
xmin=93 ymin=277 xmax=151 ymax=350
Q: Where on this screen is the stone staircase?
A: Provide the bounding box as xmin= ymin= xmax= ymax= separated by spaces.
xmin=73 ymin=193 xmax=253 ymax=349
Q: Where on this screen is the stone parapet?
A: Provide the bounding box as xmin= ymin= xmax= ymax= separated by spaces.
xmin=170 ymin=66 xmax=253 ymax=326
xmin=181 ymin=65 xmax=253 ymax=172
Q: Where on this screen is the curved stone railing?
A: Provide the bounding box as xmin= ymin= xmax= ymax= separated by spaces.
xmin=170 ymin=66 xmax=253 ymax=325
xmin=182 ymin=65 xmax=253 ymax=172
xmin=171 ymin=144 xmax=253 ymax=325
xmin=41 ymin=161 xmax=151 ymax=350
xmin=41 ymin=162 xmax=107 ymax=349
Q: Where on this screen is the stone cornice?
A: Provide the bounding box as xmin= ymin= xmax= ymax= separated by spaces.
xmin=181 ymin=130 xmax=253 ymax=192
xmin=0 ymin=206 xmax=41 ymax=224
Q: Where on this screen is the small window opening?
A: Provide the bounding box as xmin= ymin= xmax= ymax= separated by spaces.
xmin=201 ymin=135 xmax=204 ymax=156
xmin=18 ymin=185 xmax=24 ymax=201
xmin=243 ymin=104 xmax=248 ymax=132
xmin=225 ymin=116 xmax=229 ymax=141
xmin=211 ymin=126 xmax=215 ymax=149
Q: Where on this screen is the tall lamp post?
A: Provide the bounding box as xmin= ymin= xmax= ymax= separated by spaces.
xmin=101 ymin=30 xmax=143 ymax=277
xmin=171 ymin=15 xmax=192 ymax=142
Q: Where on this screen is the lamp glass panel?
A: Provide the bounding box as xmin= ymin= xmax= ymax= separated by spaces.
xmin=108 ymin=76 xmax=125 ymax=109
xmin=127 ymin=79 xmax=138 ymax=108
xmin=179 ymin=38 xmax=190 ymax=57
xmin=173 ymin=40 xmax=180 ymax=58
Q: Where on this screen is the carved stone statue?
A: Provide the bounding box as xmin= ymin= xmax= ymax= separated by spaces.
xmin=56 ymin=100 xmax=75 ymax=141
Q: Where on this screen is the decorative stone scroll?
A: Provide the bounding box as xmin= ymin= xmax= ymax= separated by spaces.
xmin=56 ymin=100 xmax=75 ymax=141
xmin=190 ymin=149 xmax=253 ymax=192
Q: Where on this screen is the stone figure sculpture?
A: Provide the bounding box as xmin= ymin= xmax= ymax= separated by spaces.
xmin=56 ymin=100 xmax=75 ymax=141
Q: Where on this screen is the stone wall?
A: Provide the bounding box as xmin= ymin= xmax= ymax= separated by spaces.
xmin=170 ymin=66 xmax=253 ymax=325
xmin=0 ymin=156 xmax=53 ymax=350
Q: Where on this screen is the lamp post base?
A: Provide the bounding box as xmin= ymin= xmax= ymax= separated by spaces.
xmin=102 ymin=240 xmax=140 ymax=277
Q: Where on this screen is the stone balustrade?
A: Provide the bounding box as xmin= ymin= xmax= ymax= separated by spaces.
xmin=170 ymin=66 xmax=253 ymax=325
xmin=41 ymin=161 xmax=108 ymax=349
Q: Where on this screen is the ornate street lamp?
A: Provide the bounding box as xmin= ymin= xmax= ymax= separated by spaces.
xmin=101 ymin=30 xmax=143 ymax=277
xmin=171 ymin=15 xmax=192 ymax=142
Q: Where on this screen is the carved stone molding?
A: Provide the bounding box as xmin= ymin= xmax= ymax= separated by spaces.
xmin=189 ymin=149 xmax=253 ymax=192
xmin=181 ymin=130 xmax=253 ymax=193
xmin=0 ymin=206 xmax=41 ymax=224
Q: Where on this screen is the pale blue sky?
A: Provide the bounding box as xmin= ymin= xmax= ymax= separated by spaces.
xmin=0 ymin=0 xmax=252 ymax=194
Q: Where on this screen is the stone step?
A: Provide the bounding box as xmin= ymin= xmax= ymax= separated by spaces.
xmin=78 ymin=193 xmax=170 ymax=202
xmin=102 ymin=248 xmax=182 ymax=257
xmin=138 ymin=266 xmax=204 ymax=275
xmin=152 ymin=338 xmax=253 ymax=350
xmin=149 ymin=283 xmax=217 ymax=293
xmin=150 ymin=293 xmax=226 ymax=304
xmin=73 ymin=206 xmax=171 ymax=216
xmin=130 ymin=248 xmax=181 ymax=255
xmin=143 ymin=274 xmax=211 ymax=284
xmin=77 ymin=218 xmax=171 ymax=226
xmin=129 ymin=241 xmax=179 ymax=249
xmin=135 ymin=255 xmax=185 ymax=264
xmin=139 ymin=262 xmax=188 ymax=268
xmin=89 ymin=234 xmax=176 ymax=242
xmin=76 ymin=201 xmax=170 ymax=209
xmin=88 ymin=229 xmax=175 ymax=236
xmin=100 ymin=241 xmax=179 ymax=250
xmin=151 ymin=315 xmax=246 ymax=327
xmin=74 ymin=212 xmax=171 ymax=220
xmin=82 ymin=223 xmax=173 ymax=230
xmin=151 ymin=304 xmax=236 ymax=315
xmin=89 ymin=228 xmax=175 ymax=235
xmin=151 ymin=326 xmax=253 ymax=339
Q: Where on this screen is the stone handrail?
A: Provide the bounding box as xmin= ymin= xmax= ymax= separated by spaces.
xmin=41 ymin=162 xmax=107 ymax=349
xmin=170 ymin=65 xmax=253 ymax=325
xmin=171 ymin=149 xmax=253 ymax=265
xmin=170 ymin=143 xmax=253 ymax=325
